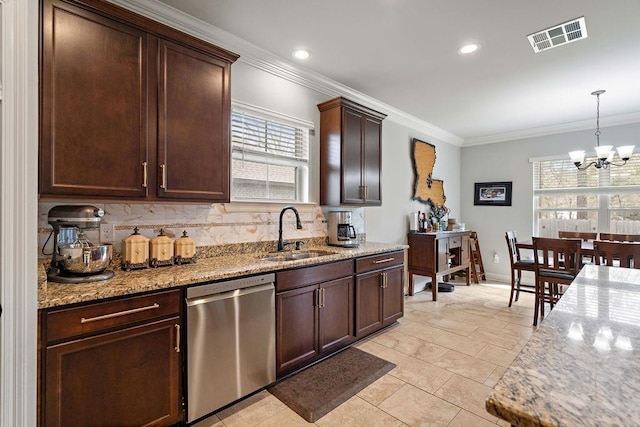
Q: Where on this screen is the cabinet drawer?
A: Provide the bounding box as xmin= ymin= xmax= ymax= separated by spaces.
xmin=356 ymin=251 xmax=404 ymax=274
xmin=276 ymin=260 xmax=353 ymax=292
xmin=449 ymin=236 xmax=462 ymax=248
xmin=45 ymin=289 xmax=181 ymax=343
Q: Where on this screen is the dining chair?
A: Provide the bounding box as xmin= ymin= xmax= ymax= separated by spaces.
xmin=505 ymin=231 xmax=535 ymax=307
xmin=594 ymin=241 xmax=640 ymax=269
xmin=559 ymin=231 xmax=597 ymax=263
xmin=558 ymin=231 xmax=598 ymax=241
xmin=532 ymin=237 xmax=582 ymax=326
xmin=598 ymin=233 xmax=640 ymax=243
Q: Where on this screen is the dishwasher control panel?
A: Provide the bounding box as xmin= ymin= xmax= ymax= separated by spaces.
xmin=186 ymin=273 xmax=275 ymax=299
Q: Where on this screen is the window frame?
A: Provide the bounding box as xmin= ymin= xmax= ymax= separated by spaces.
xmin=230 ymin=101 xmax=313 ymax=203
xmin=532 ymin=154 xmax=640 ymax=236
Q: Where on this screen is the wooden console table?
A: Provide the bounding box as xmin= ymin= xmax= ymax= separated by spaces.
xmin=407 ymin=231 xmax=471 ymax=300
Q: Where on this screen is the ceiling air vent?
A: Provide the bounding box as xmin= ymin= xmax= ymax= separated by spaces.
xmin=527 ymin=16 xmax=587 ymax=53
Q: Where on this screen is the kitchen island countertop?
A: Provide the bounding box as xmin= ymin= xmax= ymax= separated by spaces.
xmin=38 ymin=242 xmax=407 ymax=309
xmin=485 ymin=265 xmax=640 ymax=426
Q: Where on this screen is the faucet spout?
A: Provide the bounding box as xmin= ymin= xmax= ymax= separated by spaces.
xmin=278 ymin=205 xmax=302 ymax=251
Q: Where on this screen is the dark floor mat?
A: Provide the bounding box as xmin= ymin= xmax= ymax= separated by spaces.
xmin=267 ymin=347 xmax=395 ymax=422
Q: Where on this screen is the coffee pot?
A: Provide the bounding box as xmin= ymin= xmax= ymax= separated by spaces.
xmin=47 ymin=205 xmax=114 ymax=283
xmin=327 ymin=211 xmax=359 ymax=248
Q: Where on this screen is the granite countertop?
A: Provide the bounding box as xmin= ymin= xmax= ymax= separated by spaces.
xmin=486 ymin=265 xmax=640 ymax=426
xmin=38 ymin=242 xmax=407 ymax=309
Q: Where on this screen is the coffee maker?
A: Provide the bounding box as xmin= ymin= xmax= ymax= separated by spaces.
xmin=327 ymin=211 xmax=359 ymax=248
xmin=47 ymin=205 xmax=114 ymax=283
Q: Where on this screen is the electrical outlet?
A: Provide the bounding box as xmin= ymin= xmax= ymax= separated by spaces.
xmin=100 ymin=224 xmax=115 ymax=243
xmin=493 ymin=253 xmax=500 ymax=263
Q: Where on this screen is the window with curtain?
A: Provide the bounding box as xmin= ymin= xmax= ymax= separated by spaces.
xmin=231 ymin=103 xmax=311 ymax=202
xmin=533 ymin=154 xmax=640 ymax=237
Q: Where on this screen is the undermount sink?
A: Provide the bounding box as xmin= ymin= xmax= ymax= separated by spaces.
xmin=258 ymin=250 xmax=336 ymax=262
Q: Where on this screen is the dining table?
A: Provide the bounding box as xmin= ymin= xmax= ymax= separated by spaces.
xmin=486 ymin=265 xmax=640 ymax=426
xmin=517 ymin=238 xmax=594 ymax=257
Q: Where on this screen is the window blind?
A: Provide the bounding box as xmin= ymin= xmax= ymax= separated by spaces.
xmin=534 ymin=155 xmax=640 ymax=193
xmin=231 ymin=111 xmax=308 ymax=160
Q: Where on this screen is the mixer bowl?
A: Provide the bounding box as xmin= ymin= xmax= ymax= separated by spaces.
xmin=59 ymin=245 xmax=111 ymax=275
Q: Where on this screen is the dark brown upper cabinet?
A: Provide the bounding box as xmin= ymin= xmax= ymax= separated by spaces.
xmin=40 ymin=0 xmax=238 ymax=201
xmin=318 ymin=97 xmax=386 ymax=206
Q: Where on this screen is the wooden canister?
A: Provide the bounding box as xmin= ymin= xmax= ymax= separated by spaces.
xmin=122 ymin=227 xmax=149 ymax=270
xmin=174 ymin=230 xmax=197 ymax=265
xmin=150 ymin=228 xmax=174 ymax=267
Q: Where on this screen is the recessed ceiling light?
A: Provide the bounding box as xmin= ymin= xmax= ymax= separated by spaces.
xmin=292 ymin=49 xmax=311 ymax=60
xmin=458 ymin=44 xmax=480 ymax=54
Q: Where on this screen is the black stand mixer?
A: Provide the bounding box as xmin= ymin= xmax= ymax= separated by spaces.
xmin=47 ymin=205 xmax=114 ymax=283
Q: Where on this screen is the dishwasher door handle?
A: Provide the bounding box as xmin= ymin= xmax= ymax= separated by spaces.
xmin=186 ymin=283 xmax=274 ymax=307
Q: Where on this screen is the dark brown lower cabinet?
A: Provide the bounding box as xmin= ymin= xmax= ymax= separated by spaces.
xmin=355 ymin=252 xmax=404 ymax=339
xmin=276 ymin=262 xmax=354 ymax=377
xmin=276 ymin=277 xmax=354 ymax=376
xmin=41 ymin=290 xmax=182 ymax=426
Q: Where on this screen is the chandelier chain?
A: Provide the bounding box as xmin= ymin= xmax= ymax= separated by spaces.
xmin=595 ymin=92 xmax=601 ymax=144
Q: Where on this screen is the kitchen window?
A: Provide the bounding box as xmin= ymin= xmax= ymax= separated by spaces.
xmin=231 ymin=102 xmax=312 ymax=202
xmin=533 ymin=155 xmax=640 ymax=237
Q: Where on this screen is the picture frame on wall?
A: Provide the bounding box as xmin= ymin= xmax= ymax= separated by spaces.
xmin=474 ymin=181 xmax=512 ymax=206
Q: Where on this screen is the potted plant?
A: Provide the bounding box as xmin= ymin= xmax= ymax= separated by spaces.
xmin=430 ymin=205 xmax=450 ymax=231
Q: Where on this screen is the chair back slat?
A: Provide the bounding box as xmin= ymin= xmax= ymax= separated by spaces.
xmin=598 ymin=233 xmax=640 ymax=243
xmin=505 ymin=231 xmax=519 ymax=263
xmin=558 ymin=231 xmax=597 ymax=241
xmin=594 ymin=241 xmax=640 ymax=269
xmin=533 ymin=237 xmax=582 ymax=274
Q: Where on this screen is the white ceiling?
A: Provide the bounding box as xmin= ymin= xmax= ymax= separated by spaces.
xmin=156 ymin=0 xmax=640 ymax=145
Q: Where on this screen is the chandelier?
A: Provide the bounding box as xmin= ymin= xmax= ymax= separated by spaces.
xmin=568 ymin=90 xmax=635 ymax=170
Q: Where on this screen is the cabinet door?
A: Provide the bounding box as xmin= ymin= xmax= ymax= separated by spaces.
xmin=341 ymin=107 xmax=365 ymax=204
xmin=276 ymin=285 xmax=319 ymax=375
xmin=461 ymin=235 xmax=471 ymax=264
xmin=382 ymin=265 xmax=404 ymax=326
xmin=437 ymin=238 xmax=450 ymax=271
xmin=362 ymin=117 xmax=382 ymax=205
xmin=40 ymin=0 xmax=148 ymax=198
xmin=45 ymin=317 xmax=181 ymax=427
xmin=355 ymin=270 xmax=383 ymax=338
xmin=157 ymin=39 xmax=231 ymax=201
xmin=319 ymin=277 xmax=354 ymax=353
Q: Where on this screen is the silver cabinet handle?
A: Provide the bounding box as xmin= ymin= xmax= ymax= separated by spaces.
xmin=380 ymin=272 xmax=388 ymax=288
xmin=316 ymin=288 xmax=321 ymax=308
xmin=364 ymin=185 xmax=368 ymax=200
xmin=373 ymin=258 xmax=394 ymax=264
xmin=160 ymin=164 xmax=166 ymax=189
xmin=174 ymin=324 xmax=181 ymax=353
xmin=322 ymin=288 xmax=326 ymax=308
xmin=142 ymin=161 xmax=148 ymax=188
xmin=80 ymin=303 xmax=160 ymax=323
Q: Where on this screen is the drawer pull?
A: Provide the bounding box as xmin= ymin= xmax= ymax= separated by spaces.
xmin=80 ymin=303 xmax=160 ymax=324
xmin=373 ymin=257 xmax=394 ymax=264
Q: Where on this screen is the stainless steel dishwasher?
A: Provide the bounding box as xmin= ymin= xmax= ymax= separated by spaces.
xmin=186 ymin=273 xmax=276 ymax=423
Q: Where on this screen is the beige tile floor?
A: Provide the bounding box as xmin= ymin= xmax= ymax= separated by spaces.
xmin=194 ymin=277 xmax=537 ymax=427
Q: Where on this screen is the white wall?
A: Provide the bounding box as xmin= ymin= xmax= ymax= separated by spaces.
xmin=230 ymin=62 xmax=328 ymax=204
xmin=366 ymin=120 xmax=461 ymax=244
xmin=461 ymin=122 xmax=640 ymax=282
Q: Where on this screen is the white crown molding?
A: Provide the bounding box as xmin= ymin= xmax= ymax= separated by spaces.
xmin=108 ymin=0 xmax=465 ymax=146
xmin=463 ymin=111 xmax=640 ymax=147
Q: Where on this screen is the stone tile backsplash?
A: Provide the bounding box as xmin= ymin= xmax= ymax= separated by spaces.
xmin=38 ymin=202 xmax=365 ymax=258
